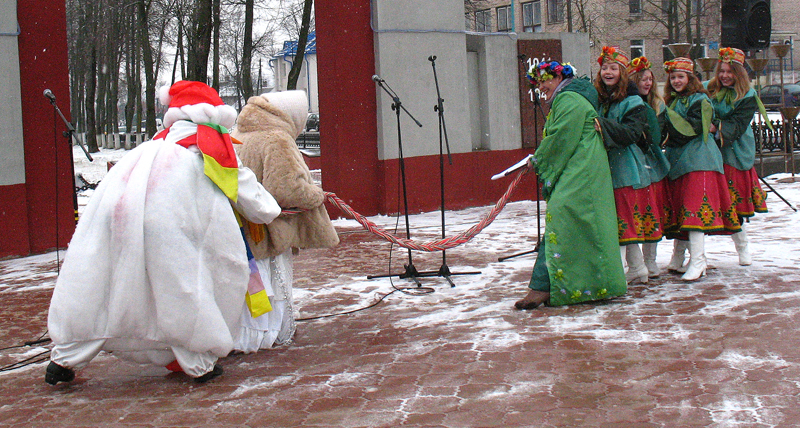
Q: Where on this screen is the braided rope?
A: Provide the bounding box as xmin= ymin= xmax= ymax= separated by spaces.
xmin=322 ymin=169 xmax=529 ymax=251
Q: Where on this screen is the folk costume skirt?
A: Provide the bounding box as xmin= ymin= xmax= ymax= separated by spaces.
xmin=614 ymin=186 xmax=663 ymax=244
xmin=664 ymin=170 xmax=742 ymax=239
xmin=724 ymin=164 xmax=768 ymax=219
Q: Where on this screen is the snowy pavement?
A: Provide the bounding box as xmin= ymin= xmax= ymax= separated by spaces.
xmin=1 ymin=147 xmax=800 ymax=427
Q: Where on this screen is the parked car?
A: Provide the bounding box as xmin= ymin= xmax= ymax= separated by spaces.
xmin=759 ymin=84 xmax=800 ymax=108
xmin=305 ymin=113 xmax=319 ymax=132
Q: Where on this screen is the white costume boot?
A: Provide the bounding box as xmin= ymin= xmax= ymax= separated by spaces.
xmin=620 ymin=245 xmax=628 ymax=272
xmin=666 ymin=239 xmax=688 ymax=272
xmin=625 ymin=244 xmax=649 ymax=284
xmin=682 ymin=231 xmax=707 ymax=281
xmin=731 ymin=224 xmax=751 ymax=266
xmin=641 ymin=242 xmax=660 ymax=277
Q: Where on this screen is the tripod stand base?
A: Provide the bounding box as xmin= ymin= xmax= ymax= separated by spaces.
xmin=415 ymin=263 xmax=481 ymax=287
xmin=367 ymin=263 xmax=422 ymax=287
xmin=367 ymin=263 xmax=480 ymax=287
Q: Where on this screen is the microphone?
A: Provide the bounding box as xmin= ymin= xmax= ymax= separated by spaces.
xmin=371 ymin=75 xmax=383 ymax=83
xmin=43 ymin=89 xmax=56 ymax=102
xmin=428 ymin=55 xmax=437 ymax=62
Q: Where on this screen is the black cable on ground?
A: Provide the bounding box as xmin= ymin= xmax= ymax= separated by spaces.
xmin=0 ymin=350 xmax=50 ymax=372
xmin=297 ymin=179 xmax=437 ymax=321
xmin=0 ymin=329 xmax=52 ymax=374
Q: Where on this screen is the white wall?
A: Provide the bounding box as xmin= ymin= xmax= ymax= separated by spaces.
xmin=272 ymin=53 xmax=319 ymax=114
xmin=466 ymin=33 xmax=523 ymax=152
xmin=371 ymin=0 xmax=590 ymax=160
xmin=0 ymin=0 xmax=25 ymax=186
xmin=372 ymin=0 xmax=472 ymax=160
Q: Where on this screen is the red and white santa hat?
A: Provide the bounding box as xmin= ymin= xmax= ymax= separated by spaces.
xmin=261 ymin=90 xmax=309 ymax=139
xmin=159 ymin=81 xmax=238 ymax=129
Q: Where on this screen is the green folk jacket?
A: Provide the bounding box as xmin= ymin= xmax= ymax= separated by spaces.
xmin=710 ymin=87 xmax=759 ymax=171
xmin=642 ymin=101 xmax=671 ymax=183
xmin=533 ymin=78 xmax=626 ymax=306
xmin=597 ymin=94 xmax=652 ymax=189
xmin=660 ymin=92 xmax=723 ymax=180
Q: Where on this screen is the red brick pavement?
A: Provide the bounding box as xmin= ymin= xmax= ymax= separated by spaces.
xmin=2 ymin=201 xmax=800 ymax=427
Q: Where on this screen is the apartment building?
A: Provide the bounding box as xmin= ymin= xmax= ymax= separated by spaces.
xmin=466 ymin=0 xmax=797 ymax=81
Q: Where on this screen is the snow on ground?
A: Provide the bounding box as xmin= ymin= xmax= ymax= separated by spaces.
xmin=4 ymin=146 xmax=800 ymax=348
xmin=2 ymin=146 xmax=800 ymax=426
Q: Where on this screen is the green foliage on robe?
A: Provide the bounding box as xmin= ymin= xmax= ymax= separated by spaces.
xmin=532 ymin=79 xmax=627 ymax=306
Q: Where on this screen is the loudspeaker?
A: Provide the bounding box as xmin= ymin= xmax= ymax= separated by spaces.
xmin=721 ymin=0 xmax=771 ymax=50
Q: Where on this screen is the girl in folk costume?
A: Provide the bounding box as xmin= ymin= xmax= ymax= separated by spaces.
xmin=627 ymin=56 xmax=672 ymax=278
xmin=45 ymin=81 xmax=282 ymax=385
xmin=660 ymin=58 xmax=741 ymax=281
xmin=705 ymin=47 xmax=769 ymax=266
xmin=515 ymin=60 xmax=626 ymax=309
xmin=232 ymin=91 xmax=339 ymax=351
xmin=593 ymin=47 xmax=661 ymax=284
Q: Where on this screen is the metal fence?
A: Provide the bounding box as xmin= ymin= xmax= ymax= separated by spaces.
xmin=753 ymin=120 xmax=800 ymax=153
xmin=752 ymin=119 xmax=799 ymax=176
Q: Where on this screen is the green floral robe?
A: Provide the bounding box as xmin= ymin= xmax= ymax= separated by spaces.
xmin=529 ymin=78 xmax=627 ymax=306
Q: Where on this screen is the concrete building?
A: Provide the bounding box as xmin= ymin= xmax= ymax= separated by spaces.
xmin=1 ymin=0 xmax=73 ymax=258
xmin=271 ymin=31 xmax=319 ymax=113
xmin=315 ymin=0 xmax=591 ymax=216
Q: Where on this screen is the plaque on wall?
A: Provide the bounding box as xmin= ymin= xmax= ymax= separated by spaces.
xmin=517 ymin=39 xmax=562 ymax=149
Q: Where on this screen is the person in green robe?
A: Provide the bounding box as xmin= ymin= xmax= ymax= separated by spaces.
xmin=705 ymin=47 xmax=769 ymax=267
xmin=515 ymin=60 xmax=626 ymax=309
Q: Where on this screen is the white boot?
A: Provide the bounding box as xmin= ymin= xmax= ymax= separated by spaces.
xmin=666 ymin=239 xmax=688 ymax=272
xmin=731 ymin=226 xmax=751 ymax=266
xmin=682 ymin=231 xmax=707 ymax=281
xmin=641 ymin=242 xmax=660 ymax=277
xmin=620 ymin=245 xmax=628 ymax=272
xmin=625 ymin=244 xmax=649 ymax=284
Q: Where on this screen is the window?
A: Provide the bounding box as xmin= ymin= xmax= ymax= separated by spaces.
xmin=630 ymin=0 xmax=641 ymax=14
xmin=497 ymin=6 xmax=511 ymax=32
xmin=630 ymin=39 xmax=644 ymax=59
xmin=475 ymin=9 xmax=491 ymax=32
xmin=523 ymin=1 xmax=542 ymax=33
xmin=548 ymin=0 xmax=564 ymax=23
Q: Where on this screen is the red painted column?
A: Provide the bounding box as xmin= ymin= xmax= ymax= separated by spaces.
xmin=315 ymin=0 xmax=382 ymax=216
xmin=17 ymin=0 xmax=75 ymax=254
xmin=0 ymin=184 xmax=30 ymax=258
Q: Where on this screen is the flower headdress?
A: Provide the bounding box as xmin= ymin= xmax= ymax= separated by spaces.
xmin=664 ymin=57 xmax=694 ymax=73
xmin=627 ymin=56 xmax=651 ymax=75
xmin=526 ymin=61 xmax=576 ymax=84
xmin=597 ymin=46 xmax=630 ymax=68
xmin=718 ymin=47 xmax=745 ymax=65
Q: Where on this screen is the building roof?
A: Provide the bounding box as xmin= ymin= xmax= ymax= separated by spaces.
xmin=276 ymin=31 xmax=316 ymax=57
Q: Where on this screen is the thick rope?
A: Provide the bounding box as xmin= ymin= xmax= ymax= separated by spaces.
xmin=319 ymin=169 xmax=529 ymax=251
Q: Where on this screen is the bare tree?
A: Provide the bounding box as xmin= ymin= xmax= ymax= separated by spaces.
xmin=241 ymin=0 xmax=256 ymax=98
xmin=605 ymin=0 xmax=720 ymax=50
xmin=285 ymin=0 xmax=313 ymax=90
xmin=187 ymin=0 xmax=214 ymax=82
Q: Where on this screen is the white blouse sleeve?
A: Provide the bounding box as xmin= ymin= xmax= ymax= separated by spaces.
xmin=232 ymin=157 xmax=281 ymax=224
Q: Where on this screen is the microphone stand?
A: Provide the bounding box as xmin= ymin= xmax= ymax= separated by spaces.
xmin=47 ymin=93 xmax=93 ymax=163
xmin=46 ymin=91 xmax=92 ymax=227
xmin=367 ymin=75 xmax=425 ymax=286
xmin=412 ymin=55 xmax=480 ymax=286
xmin=499 ymin=58 xmax=543 ymax=262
